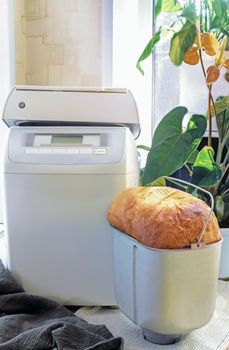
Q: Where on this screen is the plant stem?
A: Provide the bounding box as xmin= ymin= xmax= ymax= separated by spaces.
xmin=198 ymin=48 xmax=206 ymax=78
xmin=199 ymin=49 xmax=218 ymax=118
xmin=223 ymin=162 xmax=229 ymax=178
xmin=166 ymin=178 xmax=187 ymax=190
xmin=224 ymin=169 xmax=229 ymax=193
xmin=218 ymin=163 xmax=229 ymax=193
xmin=211 ymin=94 xmax=222 ymax=159
xmin=205 ymin=0 xmax=208 ymax=32
xmin=213 ymin=163 xmax=229 ymax=197
xmin=223 ymin=148 xmax=229 ymax=167
xmin=198 ymin=49 xmax=221 ymax=150
xmin=200 ymin=1 xmax=203 ymax=31
xmin=222 ymin=126 xmax=229 ymax=149
xmin=218 ymin=127 xmax=229 ymax=163
xmin=208 ymin=84 xmax=212 ymax=147
xmin=218 ymin=128 xmax=229 ymax=165
xmin=184 ymin=163 xmax=193 ymax=175
xmin=222 ymin=188 xmax=229 ymax=198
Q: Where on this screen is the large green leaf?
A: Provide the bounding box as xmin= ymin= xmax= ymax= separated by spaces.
xmin=155 ymin=0 xmax=182 ymax=18
xmin=216 ymin=98 xmax=229 ymax=146
xmin=190 ymin=146 xmax=223 ymax=187
xmin=150 ymin=177 xmax=166 ymax=186
xmin=211 ymin=1 xmax=229 ymax=44
xmin=169 ymin=21 xmax=196 ymax=66
xmin=187 ymin=149 xmax=199 ymax=164
xmin=212 ymin=0 xmax=229 ymax=17
xmin=181 ymin=3 xmax=197 ymax=23
xmin=212 ymin=0 xmax=223 ymax=17
xmin=211 ymin=97 xmax=229 ymax=155
xmin=215 ymin=195 xmax=225 ymax=222
xmin=212 ymin=95 xmax=229 ymax=116
xmin=143 ymin=177 xmax=167 ymax=187
xmin=142 ymin=106 xmax=207 ymax=185
xmin=136 ymin=29 xmax=162 ymax=75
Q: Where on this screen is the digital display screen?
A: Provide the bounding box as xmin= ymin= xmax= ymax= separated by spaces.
xmin=51 ymin=136 xmax=83 ymax=144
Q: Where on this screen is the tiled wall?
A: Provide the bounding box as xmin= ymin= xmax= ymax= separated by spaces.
xmin=14 ymin=0 xmax=102 ymax=86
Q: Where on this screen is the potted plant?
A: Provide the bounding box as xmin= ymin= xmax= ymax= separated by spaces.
xmin=137 ymin=0 xmax=229 ymax=72
xmin=137 ymin=0 xmax=229 ymax=277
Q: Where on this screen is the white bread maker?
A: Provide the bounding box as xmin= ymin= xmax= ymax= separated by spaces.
xmin=2 ymin=86 xmax=140 ymax=305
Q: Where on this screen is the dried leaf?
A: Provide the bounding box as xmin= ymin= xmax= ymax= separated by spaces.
xmin=201 ymin=33 xmax=219 ymax=56
xmin=206 ymin=65 xmax=220 ymax=83
xmin=223 ymin=58 xmax=229 ymax=69
xmin=184 ymin=46 xmax=199 ymax=65
xmin=215 ymin=36 xmax=228 ymax=66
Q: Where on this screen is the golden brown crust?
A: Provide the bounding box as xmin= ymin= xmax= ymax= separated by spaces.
xmin=107 ymin=187 xmax=221 ymax=249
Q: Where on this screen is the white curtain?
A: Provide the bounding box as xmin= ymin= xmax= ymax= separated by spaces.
xmin=0 ymin=0 xmax=15 ymax=222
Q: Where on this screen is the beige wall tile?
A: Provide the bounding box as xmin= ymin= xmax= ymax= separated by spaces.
xmin=25 ymin=0 xmax=46 ymax=18
xmin=25 ymin=69 xmax=47 ymax=85
xmin=14 ymin=0 xmax=25 ymax=21
xmin=64 ymin=0 xmax=79 ymax=13
xmin=80 ymin=73 xmax=101 ymax=86
xmin=47 ymin=0 xmax=64 ymax=17
xmin=14 ymin=0 xmax=102 ymax=86
xmin=22 ymin=17 xmax=47 ymax=37
xmin=16 ymin=62 xmax=26 ymax=84
xmin=48 ymin=64 xmax=64 ymax=85
xmin=64 ymin=44 xmax=79 ymax=65
xmin=25 ymin=0 xmax=40 ymax=17
xmin=46 ymin=44 xmax=64 ymax=65
xmin=48 ymin=64 xmax=82 ymax=86
xmin=78 ymin=0 xmax=102 ymax=13
xmin=14 ymin=20 xmax=26 ymax=63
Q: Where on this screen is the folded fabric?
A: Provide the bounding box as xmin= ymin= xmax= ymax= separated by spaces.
xmin=0 ymin=260 xmax=123 ymax=350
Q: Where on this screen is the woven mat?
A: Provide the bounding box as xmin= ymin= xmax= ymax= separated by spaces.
xmin=76 ymin=281 xmax=229 ymax=350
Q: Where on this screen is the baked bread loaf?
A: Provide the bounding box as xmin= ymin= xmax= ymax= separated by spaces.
xmin=107 ymin=187 xmax=221 ymax=249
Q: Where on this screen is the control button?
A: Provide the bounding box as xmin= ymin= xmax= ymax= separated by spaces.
xmin=19 ymin=102 xmax=25 ymax=109
xmin=79 ymin=148 xmax=92 ymax=155
xmin=93 ymin=148 xmax=107 ymax=155
xmin=66 ymin=148 xmax=80 ymax=155
xmin=25 ymin=148 xmax=38 ymax=155
xmin=39 ymin=148 xmax=52 ymax=155
xmin=52 ymin=148 xmax=66 ymax=155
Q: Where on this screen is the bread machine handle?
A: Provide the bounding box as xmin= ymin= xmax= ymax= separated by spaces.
xmin=164 ymin=176 xmax=214 ymax=247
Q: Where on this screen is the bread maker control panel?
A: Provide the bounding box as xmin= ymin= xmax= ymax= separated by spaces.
xmin=25 ymin=134 xmax=106 ymax=156
xmin=8 ymin=126 xmax=126 ymax=165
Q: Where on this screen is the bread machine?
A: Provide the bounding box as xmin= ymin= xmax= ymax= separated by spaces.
xmin=2 ymin=86 xmax=140 ymax=305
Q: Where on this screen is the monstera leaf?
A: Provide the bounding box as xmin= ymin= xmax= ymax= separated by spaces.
xmin=169 ymin=20 xmax=196 ymax=66
xmin=212 ymin=95 xmax=229 ymax=117
xmin=190 ymin=146 xmax=223 ymax=187
xmin=142 ymin=106 xmax=207 ymax=185
xmin=214 ymin=97 xmax=229 ymax=147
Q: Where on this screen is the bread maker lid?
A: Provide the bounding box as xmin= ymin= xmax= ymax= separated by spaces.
xmin=2 ymin=86 xmax=140 ymax=139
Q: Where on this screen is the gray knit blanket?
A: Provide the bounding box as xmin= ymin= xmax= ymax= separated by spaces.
xmin=0 ymin=260 xmax=123 ymax=349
